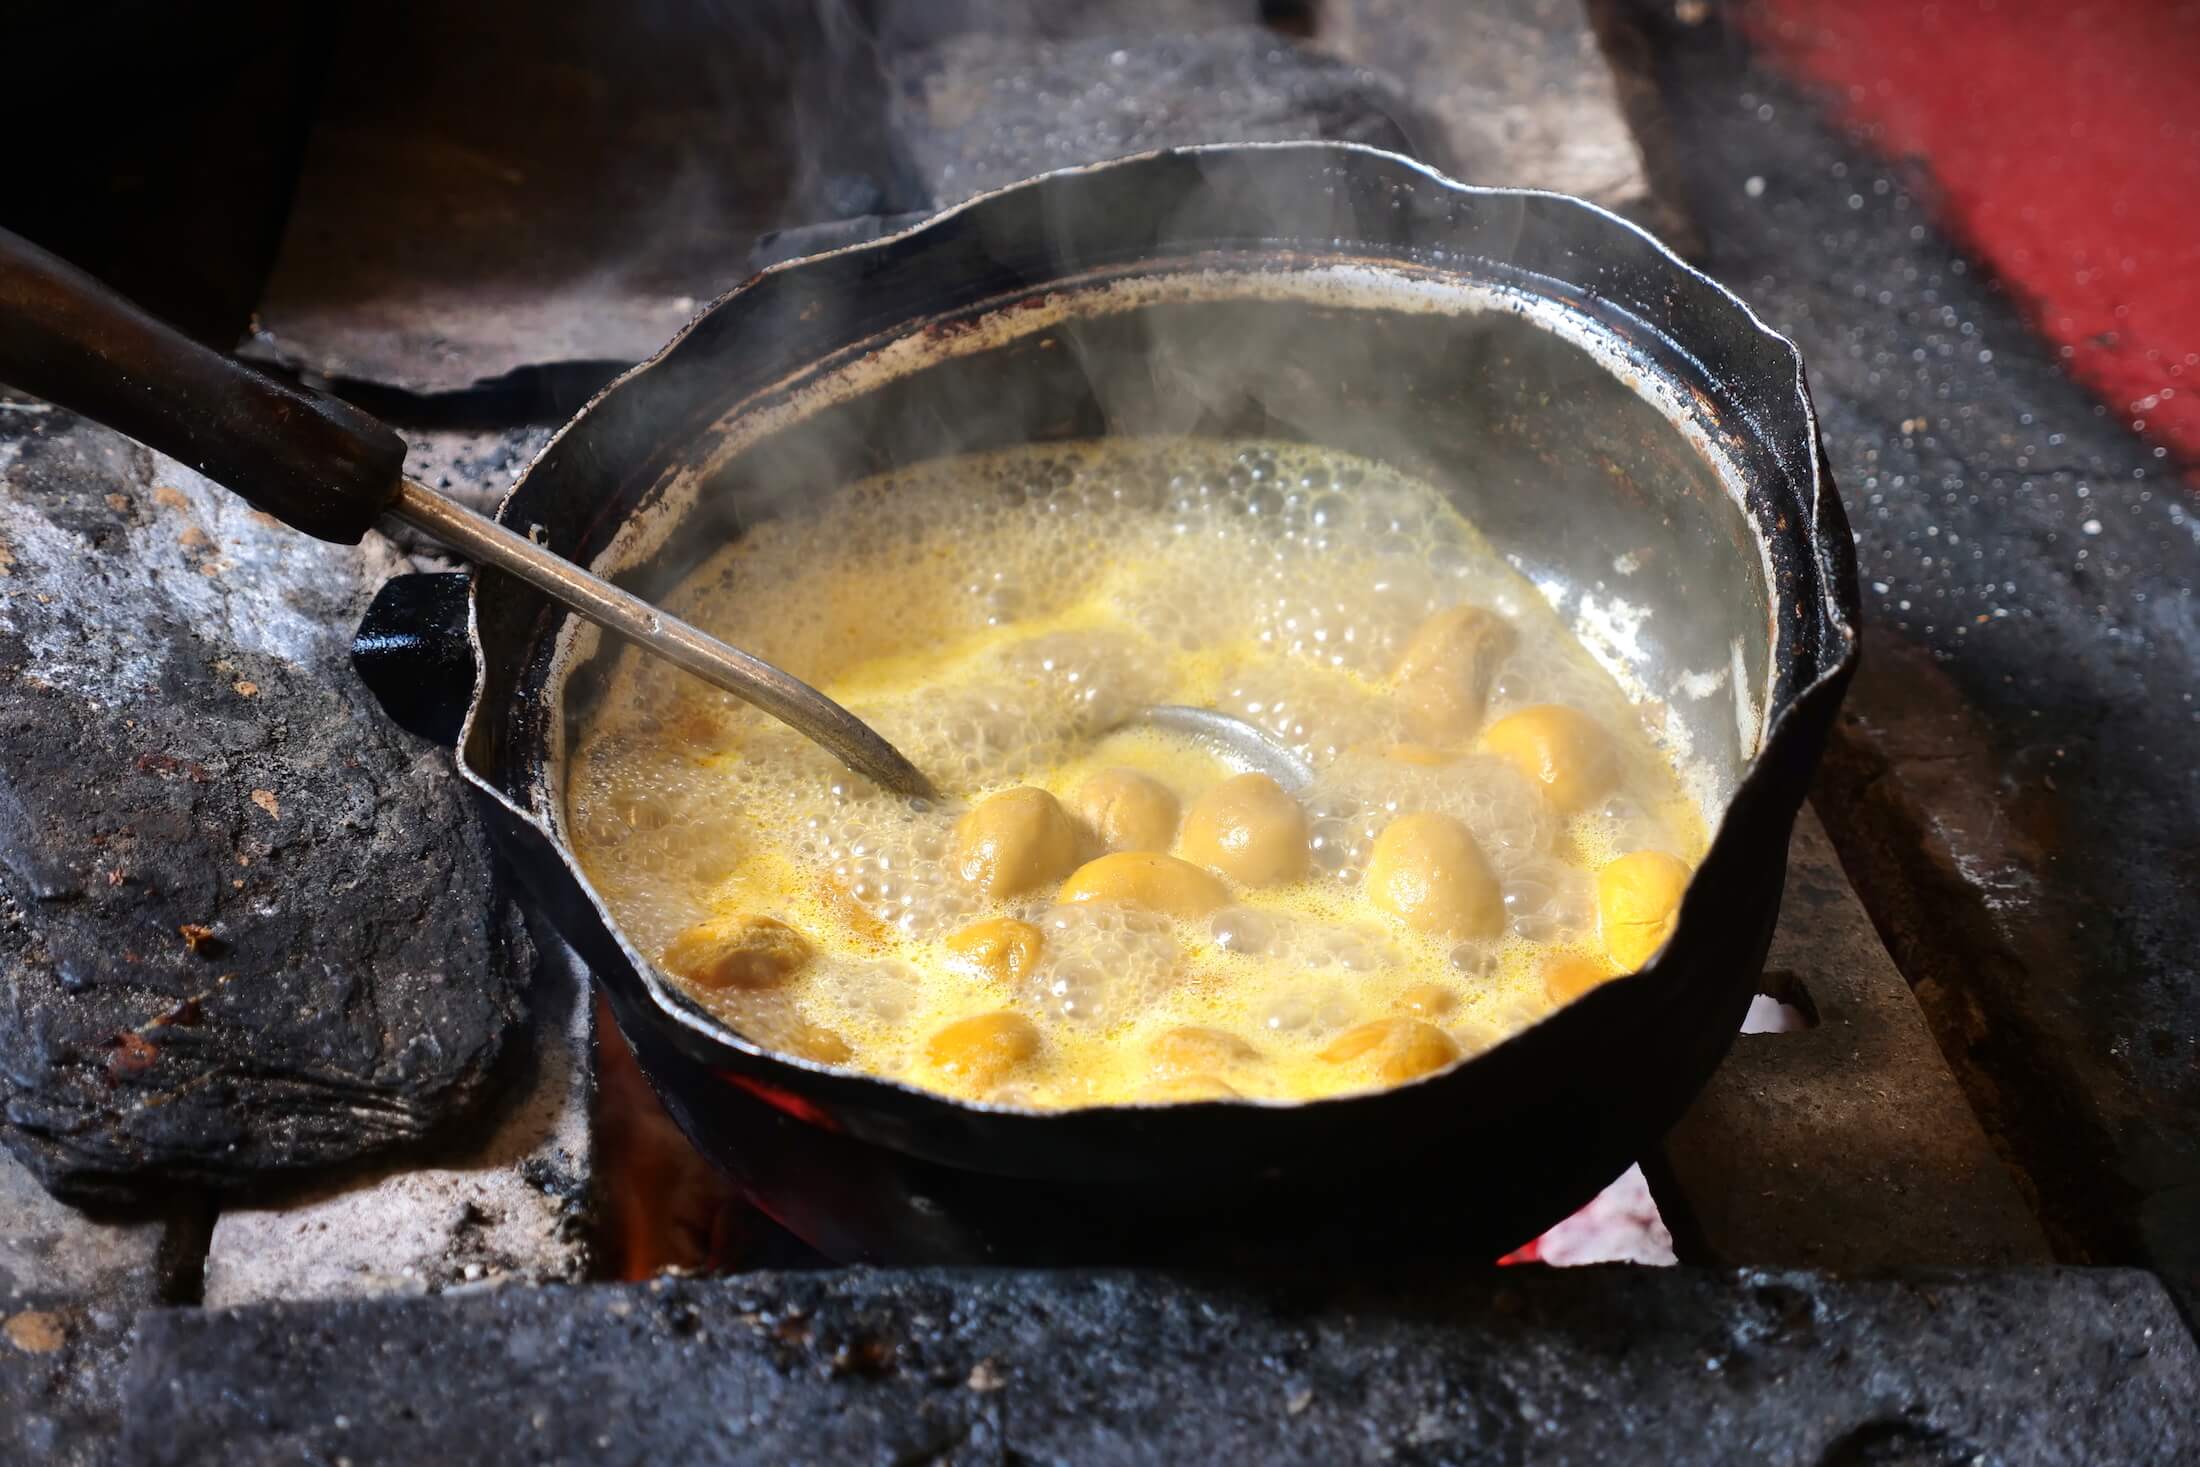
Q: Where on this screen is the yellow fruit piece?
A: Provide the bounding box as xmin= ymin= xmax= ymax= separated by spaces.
xmin=660 ymin=914 xmax=813 ymax=991
xmin=1479 ymin=705 xmax=1616 ymax=813
xmin=923 ymin=1011 xmax=1041 ymax=1090
xmin=1072 ymin=767 xmax=1181 ymax=853
xmin=953 ymin=787 xmax=1081 ymax=899
xmin=1596 ymin=850 xmax=1691 ymax=970
xmin=1150 ymin=1025 xmax=1260 ymax=1073
xmin=1142 ymin=1074 xmax=1240 ymax=1102
xmin=1398 ymin=982 xmax=1459 ymax=1017
xmin=945 ymin=918 xmax=1045 ymax=984
xmin=1365 ymin=812 xmax=1502 ymax=940
xmin=1057 ymin=851 xmax=1230 ymax=920
xmin=1179 ymin=772 xmax=1309 ymax=886
xmin=1319 ymin=1018 xmax=1462 ymax=1084
xmin=1392 ymin=606 xmax=1517 ymax=744
xmin=1542 ymin=952 xmax=1613 ymax=1006
xmin=784 ymin=1020 xmax=853 ymax=1065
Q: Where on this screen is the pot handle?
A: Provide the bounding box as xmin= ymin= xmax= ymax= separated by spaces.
xmin=354 ymin=572 xmax=478 ymax=749
xmin=0 ymin=226 xmax=405 ymax=544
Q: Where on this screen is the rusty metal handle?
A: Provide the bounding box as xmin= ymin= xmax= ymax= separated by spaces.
xmin=0 ymin=225 xmax=404 ymax=544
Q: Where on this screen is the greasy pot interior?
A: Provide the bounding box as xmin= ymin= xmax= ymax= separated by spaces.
xmin=529 ymin=267 xmax=1781 ymax=1057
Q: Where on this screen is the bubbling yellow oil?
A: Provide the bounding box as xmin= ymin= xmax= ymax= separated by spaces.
xmin=567 ymin=438 xmax=1706 ymax=1107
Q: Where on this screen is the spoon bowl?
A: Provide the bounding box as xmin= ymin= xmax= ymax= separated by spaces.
xmin=1122 ymin=706 xmax=1316 ymax=793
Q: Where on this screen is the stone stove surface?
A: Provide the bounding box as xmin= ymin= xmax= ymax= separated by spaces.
xmin=124 ymin=1267 xmax=2200 ymax=1465
xmin=5 ymin=1 xmax=2198 ymax=1462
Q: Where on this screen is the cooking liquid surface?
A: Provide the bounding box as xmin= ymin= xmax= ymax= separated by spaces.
xmin=567 ymin=439 xmax=1706 ymax=1107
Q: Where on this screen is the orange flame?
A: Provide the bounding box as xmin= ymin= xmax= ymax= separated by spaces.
xmin=591 ymin=997 xmax=751 ymax=1281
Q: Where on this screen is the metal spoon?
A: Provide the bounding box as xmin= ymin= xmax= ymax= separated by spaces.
xmin=1122 ymin=706 xmax=1316 ymax=793
xmin=390 ymin=482 xmax=937 ymax=801
xmin=409 ymin=484 xmax=1313 ymax=805
xmin=411 ymin=488 xmax=1318 ymax=809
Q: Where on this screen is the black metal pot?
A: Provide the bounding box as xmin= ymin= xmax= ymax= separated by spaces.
xmin=359 ymin=144 xmax=1858 ymax=1264
xmin=0 ymin=141 xmax=1856 ymax=1265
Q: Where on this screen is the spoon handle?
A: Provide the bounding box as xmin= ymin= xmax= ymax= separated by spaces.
xmin=391 ymin=482 xmax=935 ymax=800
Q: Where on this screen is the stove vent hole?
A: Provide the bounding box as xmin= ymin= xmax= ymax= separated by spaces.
xmin=1743 ymin=968 xmax=1818 ymax=1033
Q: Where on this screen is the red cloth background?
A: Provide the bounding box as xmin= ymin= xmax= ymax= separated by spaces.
xmin=1747 ymin=0 xmax=2200 ymax=471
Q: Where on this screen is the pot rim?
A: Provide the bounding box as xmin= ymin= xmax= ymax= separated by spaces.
xmin=452 ymin=140 xmax=1860 ymax=1120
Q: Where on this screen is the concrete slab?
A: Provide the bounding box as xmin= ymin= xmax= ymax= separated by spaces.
xmin=1634 ymin=7 xmax=2200 ymax=1317
xmin=1315 ymin=0 xmax=1658 ymax=223
xmin=0 ymin=1147 xmax=191 ymax=1467
xmin=886 ymin=27 xmax=1429 ymax=207
xmin=126 ymin=1265 xmax=2200 ymax=1466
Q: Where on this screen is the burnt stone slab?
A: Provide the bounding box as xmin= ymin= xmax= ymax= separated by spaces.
xmin=3 ymin=1297 xmax=135 ymax=1467
xmin=127 ymin=1266 xmax=2199 ymax=1465
xmin=0 ymin=409 xmax=529 ymax=1203
xmin=888 ymin=28 xmax=1434 ymax=207
xmin=1636 ymin=12 xmax=2200 ymax=1316
xmin=1656 ymin=808 xmax=2049 ymax=1268
xmin=1315 ymin=0 xmax=1662 ymax=225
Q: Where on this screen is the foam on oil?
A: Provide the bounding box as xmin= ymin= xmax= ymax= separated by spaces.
xmin=567 ymin=438 xmax=1704 ymax=1106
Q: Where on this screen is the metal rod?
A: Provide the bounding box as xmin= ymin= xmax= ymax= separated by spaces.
xmin=389 ymin=478 xmax=937 ymax=801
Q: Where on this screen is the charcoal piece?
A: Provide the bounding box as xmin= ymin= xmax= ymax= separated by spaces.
xmin=198 ymin=934 xmax=594 ymax=1306
xmin=126 ymin=1266 xmax=2200 ymax=1465
xmin=0 ymin=411 xmax=529 ymax=1203
xmin=888 ymin=28 xmax=1437 ymax=207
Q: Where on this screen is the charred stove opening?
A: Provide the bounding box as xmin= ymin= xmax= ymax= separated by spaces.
xmin=590 ymin=996 xmax=829 ymax=1280
xmin=1748 ymin=967 xmax=1819 ymax=1032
